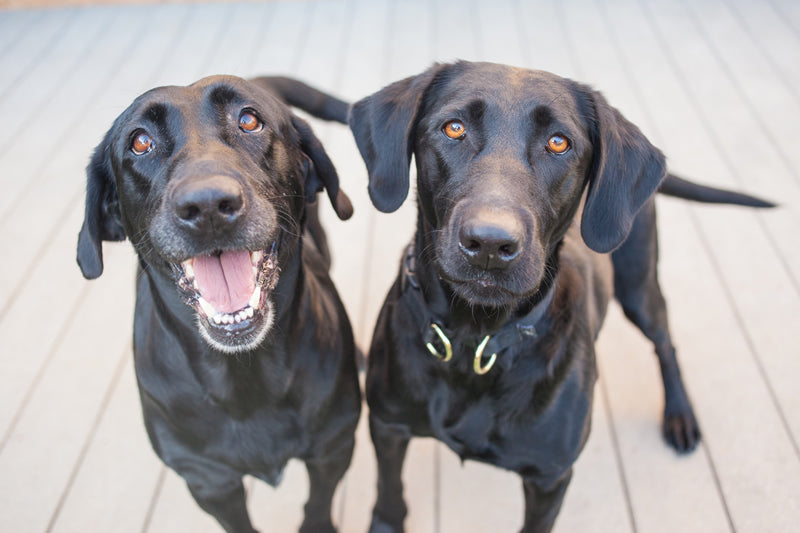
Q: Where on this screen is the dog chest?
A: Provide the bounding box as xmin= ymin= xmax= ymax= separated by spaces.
xmin=425 ymin=359 xmax=594 ymax=474
xmin=142 ymin=386 xmax=311 ymax=483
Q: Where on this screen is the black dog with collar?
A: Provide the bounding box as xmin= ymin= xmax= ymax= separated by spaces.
xmin=349 ymin=61 xmax=773 ymax=533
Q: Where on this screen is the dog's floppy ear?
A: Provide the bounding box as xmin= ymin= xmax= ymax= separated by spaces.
xmin=580 ymin=88 xmax=667 ymax=253
xmin=348 ymin=64 xmax=447 ymax=213
xmin=76 ymin=134 xmax=125 ymax=279
xmin=291 ymin=115 xmax=353 ymax=220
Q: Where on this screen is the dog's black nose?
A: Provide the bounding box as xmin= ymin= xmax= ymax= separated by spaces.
xmin=172 ymin=175 xmax=245 ymax=231
xmin=458 ymin=213 xmax=523 ymax=270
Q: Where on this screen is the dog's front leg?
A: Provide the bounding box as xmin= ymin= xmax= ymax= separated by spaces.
xmin=300 ymin=441 xmax=356 ymax=533
xmin=187 ymin=479 xmax=257 ymax=533
xmin=519 ymin=470 xmax=572 ymax=533
xmin=369 ymin=414 xmax=412 ymax=533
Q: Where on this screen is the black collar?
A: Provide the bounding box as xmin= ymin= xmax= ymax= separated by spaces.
xmin=400 ymin=244 xmax=555 ymax=375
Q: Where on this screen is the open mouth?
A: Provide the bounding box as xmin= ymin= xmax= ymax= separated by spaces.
xmin=174 ymin=244 xmax=280 ymax=353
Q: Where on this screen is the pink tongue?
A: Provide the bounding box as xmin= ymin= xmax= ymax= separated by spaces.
xmin=193 ymin=250 xmax=255 ymax=313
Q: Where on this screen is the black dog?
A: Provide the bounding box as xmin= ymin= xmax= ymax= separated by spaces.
xmin=77 ymin=75 xmax=361 ymax=533
xmin=349 ymin=61 xmax=773 ymax=533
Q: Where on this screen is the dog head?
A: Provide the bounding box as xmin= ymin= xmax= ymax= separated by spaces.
xmin=350 ymin=61 xmax=665 ymax=309
xmin=77 ymin=75 xmax=352 ymax=353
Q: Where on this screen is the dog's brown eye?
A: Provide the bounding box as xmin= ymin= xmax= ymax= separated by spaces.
xmin=443 ymin=120 xmax=466 ymax=140
xmin=546 ymin=134 xmax=570 ymax=154
xmin=131 ymin=131 xmax=154 ymax=155
xmin=239 ymin=111 xmax=263 ymax=132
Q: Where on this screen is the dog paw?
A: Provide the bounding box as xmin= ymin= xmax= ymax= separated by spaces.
xmin=662 ymin=410 xmax=701 ymax=453
xmin=369 ymin=515 xmax=404 ymax=533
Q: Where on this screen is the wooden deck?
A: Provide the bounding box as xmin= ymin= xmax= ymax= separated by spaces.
xmin=0 ymin=0 xmax=798 ymax=531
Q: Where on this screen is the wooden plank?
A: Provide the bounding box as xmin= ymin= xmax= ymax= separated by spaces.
xmin=681 ymin=0 xmax=800 ymax=177
xmin=438 ymin=449 xmax=523 ymax=533
xmin=147 ymin=2 xmax=238 ymax=88
xmin=322 ymin=0 xmax=392 ymax=348
xmin=768 ymin=0 xmax=800 ymax=41
xmin=0 ymin=241 xmax=137 ymax=532
xmin=725 ymin=0 xmax=800 ymax=104
xmin=0 ymin=202 xmax=91 ymax=442
xmin=431 ymin=0 xmax=479 ymax=61
xmin=0 ymin=9 xmax=43 ymax=60
xmin=0 ymin=8 xmax=78 ymax=98
xmin=472 ymin=0 xmax=527 ymax=66
xmin=0 ymin=7 xmax=109 ymax=137
xmin=596 ymin=306 xmax=732 ymax=533
xmin=0 ymin=7 xmax=119 ymax=218
xmin=48 ymin=358 xmax=164 ymax=533
xmin=246 ymin=460 xmax=310 ymax=532
xmin=517 ymin=0 xmax=580 ymax=80
xmin=247 ymin=0 xmax=314 ymax=75
xmin=194 ymin=1 xmax=274 ymax=79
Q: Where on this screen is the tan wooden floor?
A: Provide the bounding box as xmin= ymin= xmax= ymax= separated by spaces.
xmin=0 ymin=0 xmax=798 ymax=531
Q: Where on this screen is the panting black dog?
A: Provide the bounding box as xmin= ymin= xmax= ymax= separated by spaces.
xmin=349 ymin=60 xmax=773 ymax=533
xmin=77 ymin=75 xmax=361 ymax=533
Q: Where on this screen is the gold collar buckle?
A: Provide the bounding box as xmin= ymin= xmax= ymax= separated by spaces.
xmin=426 ymin=323 xmax=453 ymax=362
xmin=473 ymin=335 xmax=497 ymax=375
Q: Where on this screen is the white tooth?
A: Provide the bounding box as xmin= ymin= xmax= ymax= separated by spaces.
xmin=249 ymin=286 xmax=261 ymax=308
xmin=182 ymin=259 xmax=194 ymax=278
xmin=198 ymin=297 xmax=216 ymax=317
xmin=213 ymin=315 xmax=223 ymax=325
xmin=246 ymin=307 xmax=254 ymax=319
xmin=234 ymin=314 xmax=242 ymax=324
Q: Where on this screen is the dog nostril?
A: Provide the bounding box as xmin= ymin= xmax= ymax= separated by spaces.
xmin=218 ymin=199 xmax=239 ymax=216
xmin=177 ymin=204 xmax=201 ymax=222
xmin=498 ymin=242 xmax=520 ymax=258
xmin=464 ymin=240 xmax=482 ymax=254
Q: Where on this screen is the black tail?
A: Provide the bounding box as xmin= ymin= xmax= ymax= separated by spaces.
xmin=659 ymin=173 xmax=775 ymax=208
xmin=250 ymin=75 xmax=349 ymax=124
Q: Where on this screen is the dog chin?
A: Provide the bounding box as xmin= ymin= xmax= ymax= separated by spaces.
xmin=196 ymin=303 xmax=275 ymax=354
xmin=447 ymin=278 xmax=522 ymax=310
